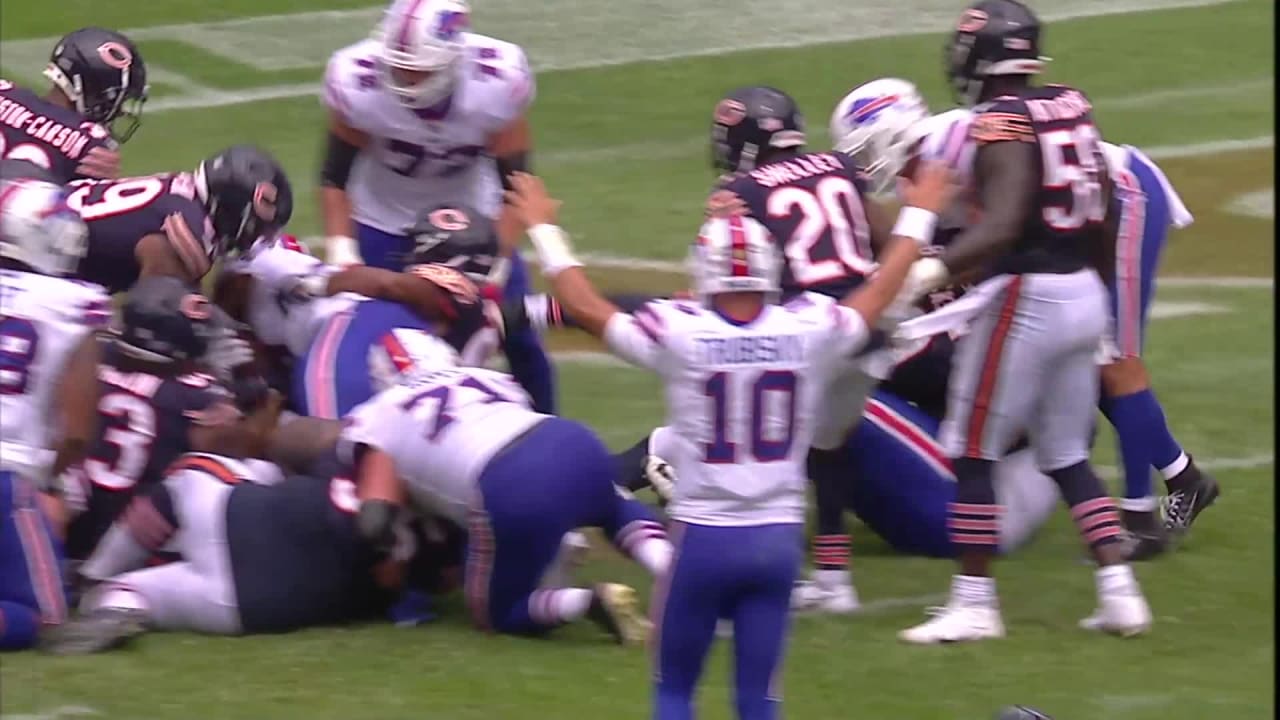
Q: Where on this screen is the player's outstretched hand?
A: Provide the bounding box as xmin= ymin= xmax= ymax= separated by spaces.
xmin=704 ymin=189 xmax=748 ymax=219
xmin=504 ymin=172 xmax=561 ymax=228
xmin=899 ymin=161 xmax=958 ymax=213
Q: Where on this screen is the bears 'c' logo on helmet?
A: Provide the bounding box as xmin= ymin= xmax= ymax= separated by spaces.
xmin=252 ymin=182 xmax=278 ymax=222
xmin=428 ymin=208 xmax=470 ymax=231
xmin=713 ymin=99 xmax=747 ymax=127
xmin=97 ymin=42 xmax=133 ymax=69
xmin=956 ymin=8 xmax=989 ymax=32
xmin=180 ymin=293 xmax=212 ymax=320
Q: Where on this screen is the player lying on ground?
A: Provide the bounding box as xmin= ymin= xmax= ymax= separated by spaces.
xmin=338 ymin=335 xmax=668 ymax=643
xmin=831 ymin=76 xmax=1218 ymax=560
xmin=619 ymin=388 xmax=1060 ymax=563
xmin=59 ymin=278 xmax=285 ymax=574
xmin=0 ymin=26 xmax=147 ymax=183
xmin=504 ymin=165 xmax=954 ymax=718
xmin=320 ymin=0 xmax=555 ymax=414
xmin=0 ymin=177 xmax=107 ymax=650
xmin=213 ymin=209 xmax=508 ymax=419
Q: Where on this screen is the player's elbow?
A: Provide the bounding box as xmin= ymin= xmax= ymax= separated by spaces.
xmin=319 ymin=130 xmax=360 ymax=190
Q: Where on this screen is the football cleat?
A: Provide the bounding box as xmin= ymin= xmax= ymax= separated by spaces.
xmin=1120 ymin=509 xmax=1170 ymax=562
xmin=1162 ymin=465 xmax=1220 ymax=537
xmin=1078 ymin=591 xmax=1152 ymax=637
xmin=41 ymin=607 xmax=148 ymax=655
xmin=899 ymin=604 xmax=1006 ymax=645
xmin=587 ymin=583 xmax=650 ymax=646
xmin=790 ymin=578 xmax=860 ymax=614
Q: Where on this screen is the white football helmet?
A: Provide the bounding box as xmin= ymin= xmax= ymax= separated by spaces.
xmin=688 ymin=216 xmax=781 ymax=303
xmin=829 ymin=78 xmax=930 ymax=195
xmin=375 ymin=0 xmax=471 ymax=109
xmin=0 ymin=179 xmax=89 ymax=276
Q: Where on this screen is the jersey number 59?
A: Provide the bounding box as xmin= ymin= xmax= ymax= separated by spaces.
xmin=1040 ymin=123 xmax=1106 ymax=231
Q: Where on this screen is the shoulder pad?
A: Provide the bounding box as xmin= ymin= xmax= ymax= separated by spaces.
xmin=461 ymin=35 xmax=536 ymax=127
xmin=970 ymin=101 xmax=1034 ymax=145
xmin=323 ymin=40 xmax=382 ymax=129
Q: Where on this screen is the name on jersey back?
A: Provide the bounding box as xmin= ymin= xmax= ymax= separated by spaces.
xmin=695 ymin=334 xmax=806 ymax=366
xmin=1024 ymin=90 xmax=1092 ymax=123
xmin=747 ymin=153 xmax=844 ymax=188
xmin=0 ymin=97 xmax=95 ymax=158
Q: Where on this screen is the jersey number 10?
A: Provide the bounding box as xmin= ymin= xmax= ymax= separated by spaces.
xmin=704 ymin=370 xmax=798 ymax=463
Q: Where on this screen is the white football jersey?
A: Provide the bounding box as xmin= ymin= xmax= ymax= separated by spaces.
xmin=227 ymin=236 xmax=361 ymax=358
xmin=915 ymin=108 xmax=977 ymax=186
xmin=0 ymin=270 xmax=109 ymax=480
xmin=338 ymin=366 xmax=543 ymax=525
xmin=324 ymin=33 xmax=535 ymax=234
xmin=1099 ymin=141 xmax=1194 ymax=229
xmin=603 ymin=295 xmax=871 ymax=526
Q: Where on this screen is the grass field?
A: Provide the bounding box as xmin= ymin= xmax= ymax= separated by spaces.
xmin=0 ymin=0 xmax=1275 ymax=718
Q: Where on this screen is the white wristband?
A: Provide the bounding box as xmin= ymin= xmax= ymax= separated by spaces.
xmin=891 ymin=206 xmax=938 ymax=246
xmin=325 ymin=235 xmax=364 ymax=267
xmin=528 ymin=224 xmax=583 ymax=277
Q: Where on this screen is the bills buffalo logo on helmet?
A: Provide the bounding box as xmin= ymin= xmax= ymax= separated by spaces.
xmin=435 ymin=10 xmax=469 ymax=41
xmin=252 ymin=182 xmax=278 ymax=222
xmin=846 ymin=95 xmax=900 ymax=124
xmin=97 ymin=42 xmax=133 ymax=69
xmin=714 ymin=99 xmax=747 ymax=127
xmin=957 ymin=8 xmax=989 ymax=32
xmin=428 ymin=207 xmax=470 ymax=231
xmin=180 ymin=293 xmax=212 ymax=321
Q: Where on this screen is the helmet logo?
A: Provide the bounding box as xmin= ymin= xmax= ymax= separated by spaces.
xmin=957 ymin=8 xmax=989 ymax=33
xmin=847 ymin=94 xmax=900 ymax=124
xmin=434 ymin=9 xmax=469 ymax=41
xmin=713 ymin=99 xmax=747 ymax=127
xmin=97 ymin=42 xmax=133 ymax=70
xmin=180 ymin=293 xmax=212 ymax=321
xmin=428 ymin=207 xmax=470 ymax=231
xmin=252 ymin=182 xmax=278 ymax=222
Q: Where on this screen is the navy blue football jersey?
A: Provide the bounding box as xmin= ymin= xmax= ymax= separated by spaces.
xmin=0 ymin=79 xmax=117 ymax=183
xmin=970 ymin=84 xmax=1107 ymax=275
xmin=68 ymin=172 xmax=217 ymax=294
xmin=716 ymin=151 xmax=878 ymax=299
xmin=64 ymin=346 xmax=237 ymax=560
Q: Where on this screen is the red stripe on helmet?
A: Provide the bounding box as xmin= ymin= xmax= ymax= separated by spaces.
xmin=728 ymin=216 xmax=749 ymax=277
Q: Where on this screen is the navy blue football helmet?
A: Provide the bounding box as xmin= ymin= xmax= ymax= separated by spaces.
xmin=43 ymin=27 xmax=148 ymax=142
xmin=195 ymin=145 xmax=294 ymax=256
xmin=405 ymin=203 xmax=499 ymax=284
xmin=945 ymin=0 xmax=1045 ymax=106
xmin=709 ymin=86 xmax=807 ymax=174
xmin=117 ymin=276 xmax=215 ymax=363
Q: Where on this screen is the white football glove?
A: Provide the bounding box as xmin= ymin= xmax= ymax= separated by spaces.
xmin=644 ymin=454 xmax=676 ymax=505
xmin=894 ymin=257 xmax=950 ymax=308
xmin=325 ymin=235 xmax=364 ymax=267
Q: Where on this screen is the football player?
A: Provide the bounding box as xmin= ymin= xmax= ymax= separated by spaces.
xmin=340 ymin=336 xmax=668 ymax=644
xmin=69 ymin=144 xmax=292 ymax=295
xmin=214 ymin=208 xmax=499 ymax=419
xmin=504 ymin=169 xmax=951 ymax=718
xmin=833 ymin=78 xmax=1217 ymax=558
xmin=0 ymin=27 xmax=147 ymax=183
xmin=0 ymin=178 xmax=106 ymax=649
xmin=894 ymin=0 xmax=1151 ymax=643
xmin=627 ymin=389 xmax=1060 ymax=562
xmin=44 ymin=453 xmax=401 ymax=651
xmin=62 ymin=277 xmax=278 ymax=567
xmin=319 ymin=0 xmax=555 ymax=414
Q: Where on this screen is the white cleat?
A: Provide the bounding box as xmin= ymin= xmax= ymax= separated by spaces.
xmin=1078 ymin=592 xmax=1152 ymax=637
xmin=790 ymin=580 xmax=861 ymax=614
xmin=898 ymin=605 xmax=1006 ymax=645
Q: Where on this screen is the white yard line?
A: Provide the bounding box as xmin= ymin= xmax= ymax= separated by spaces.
xmin=0 ymin=0 xmax=1244 ymax=113
xmin=1143 ymin=135 xmax=1274 ymax=159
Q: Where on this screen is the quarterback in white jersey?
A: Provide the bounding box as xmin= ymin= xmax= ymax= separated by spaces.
xmin=504 ymin=170 xmax=953 ymax=719
xmin=0 ymin=179 xmax=106 ymax=489
xmin=339 ymin=340 xmax=671 ymax=643
xmin=320 ymin=0 xmax=534 ymax=271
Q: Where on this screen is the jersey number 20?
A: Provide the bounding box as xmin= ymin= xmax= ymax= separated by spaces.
xmin=704 ymin=370 xmax=798 ymax=463
xmin=767 ymin=177 xmax=876 ymax=286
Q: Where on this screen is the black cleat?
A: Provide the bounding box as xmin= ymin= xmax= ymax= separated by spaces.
xmin=41 ymin=607 xmax=148 ymax=655
xmin=1163 ymin=463 xmax=1220 ymax=537
xmin=1120 ymin=509 xmax=1170 ymax=561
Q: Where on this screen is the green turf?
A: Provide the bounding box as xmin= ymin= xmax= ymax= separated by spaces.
xmin=0 ymin=0 xmax=1274 ymax=718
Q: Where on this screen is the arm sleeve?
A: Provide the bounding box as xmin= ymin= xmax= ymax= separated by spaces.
xmin=602 ymin=307 xmax=667 ymax=372
xmin=499 ymin=252 xmax=557 ymax=414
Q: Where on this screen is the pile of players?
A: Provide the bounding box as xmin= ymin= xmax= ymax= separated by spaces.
xmin=0 ymin=0 xmax=1223 ymax=717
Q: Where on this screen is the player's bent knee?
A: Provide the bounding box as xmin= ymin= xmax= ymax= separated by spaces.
xmin=1100 ymin=356 xmax=1150 ymax=396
